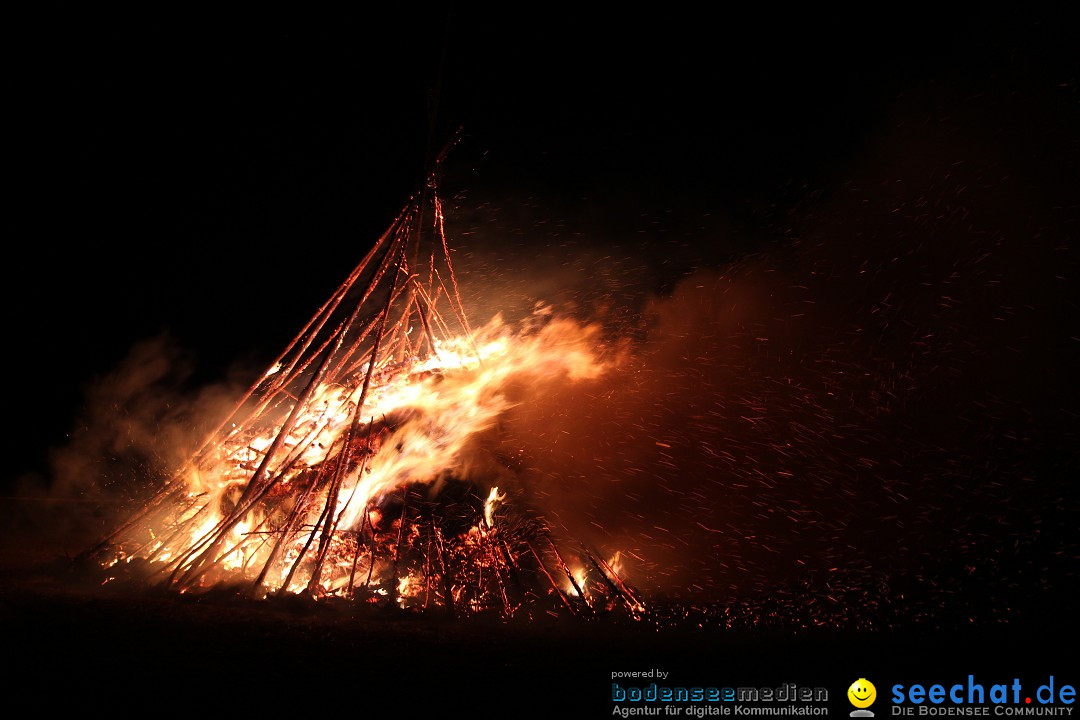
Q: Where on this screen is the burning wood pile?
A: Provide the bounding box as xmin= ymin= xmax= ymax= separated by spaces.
xmin=82 ymin=165 xmax=644 ymax=620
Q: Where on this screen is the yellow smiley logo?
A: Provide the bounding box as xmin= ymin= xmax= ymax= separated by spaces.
xmin=848 ymin=678 xmax=877 ymax=708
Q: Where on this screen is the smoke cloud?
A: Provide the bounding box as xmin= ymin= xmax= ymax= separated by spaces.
xmin=449 ymin=94 xmax=1077 ymax=604
xmin=6 ymin=335 xmax=246 ymax=551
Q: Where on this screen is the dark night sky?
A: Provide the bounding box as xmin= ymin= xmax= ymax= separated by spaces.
xmin=5 ymin=5 xmax=1077 ymax=490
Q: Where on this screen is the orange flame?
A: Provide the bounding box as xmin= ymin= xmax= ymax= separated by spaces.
xmin=110 ymin=313 xmax=617 ymax=598
xmin=484 ymin=486 xmax=505 ymax=529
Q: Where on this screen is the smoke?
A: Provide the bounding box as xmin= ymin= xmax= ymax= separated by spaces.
xmin=435 ymin=191 xmax=731 ymax=331
xmin=489 ymin=260 xmax=877 ymax=595
xmin=449 ymin=91 xmax=1078 ymax=605
xmin=7 ymin=334 xmax=247 ymax=550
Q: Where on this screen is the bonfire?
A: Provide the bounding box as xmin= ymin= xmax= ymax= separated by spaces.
xmin=82 ymin=157 xmax=644 ymax=620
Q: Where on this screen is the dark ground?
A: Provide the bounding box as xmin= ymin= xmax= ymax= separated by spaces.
xmin=0 ymin=557 xmax=1066 ymax=715
xmin=1 ymin=525 xmax=1075 ymax=714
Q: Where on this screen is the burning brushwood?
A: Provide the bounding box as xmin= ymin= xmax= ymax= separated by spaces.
xmin=83 ymin=163 xmax=644 ymax=621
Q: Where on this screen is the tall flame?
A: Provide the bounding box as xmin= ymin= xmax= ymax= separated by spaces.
xmin=484 ymin=486 xmax=505 ymax=529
